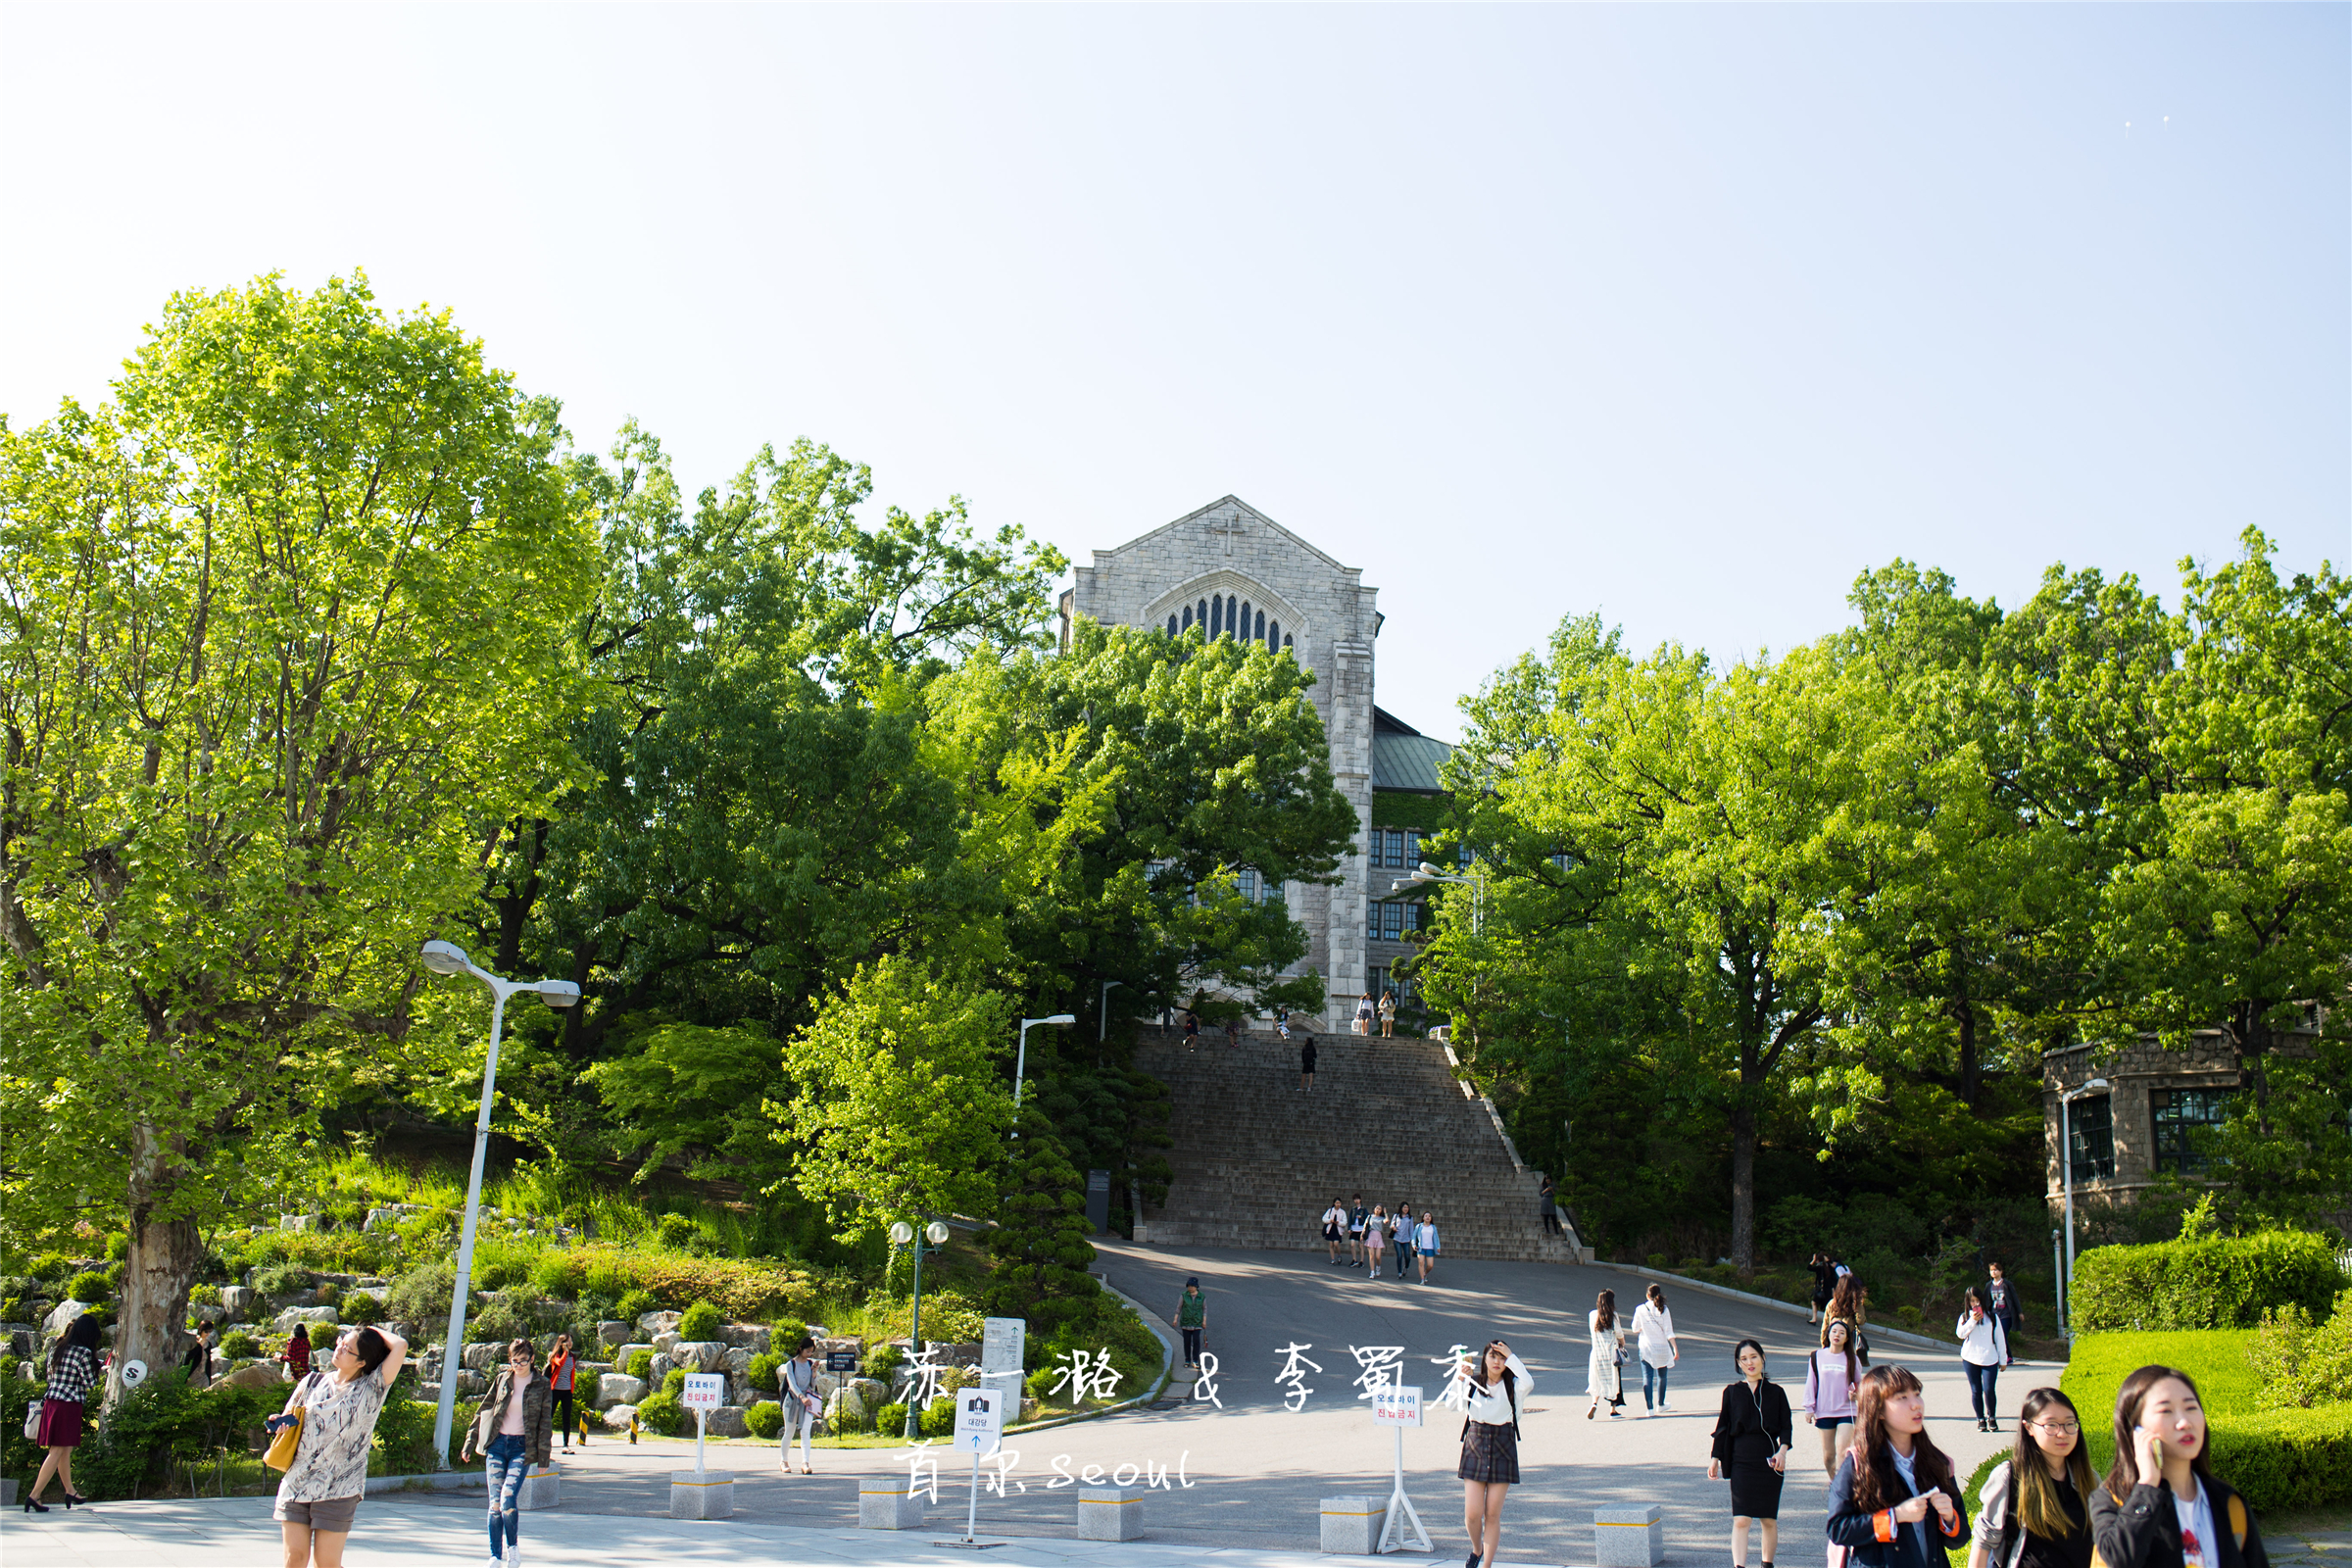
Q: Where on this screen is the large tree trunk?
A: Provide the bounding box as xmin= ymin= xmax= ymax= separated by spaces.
xmin=113 ymin=1125 xmax=199 ymax=1410
xmin=1954 ymin=998 xmax=1980 ymax=1110
xmin=1729 ymin=1098 xmax=1758 ymax=1273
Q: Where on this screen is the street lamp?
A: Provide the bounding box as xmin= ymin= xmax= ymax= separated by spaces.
xmin=2058 ymin=1076 xmax=2110 ymax=1341
xmin=891 ymin=1217 xmax=954 ymax=1439
xmin=416 ymin=940 xmax=581 ymax=1467
xmin=1099 ymin=981 xmax=1124 ymax=1046
xmin=1010 ymin=1014 xmax=1076 ymax=1136
xmin=1408 ymin=860 xmax=1485 ymax=935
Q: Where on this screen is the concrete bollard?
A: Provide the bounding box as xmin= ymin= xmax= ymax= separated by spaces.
xmin=1321 ymin=1494 xmax=1388 ymax=1555
xmin=1593 ymin=1503 xmax=1665 ymax=1567
xmin=517 ymin=1466 xmax=562 ymax=1511
xmin=669 ymin=1469 xmax=734 ymax=1520
xmin=1078 ymin=1486 xmax=1146 ymax=1541
xmin=858 ymin=1475 xmax=925 ymax=1529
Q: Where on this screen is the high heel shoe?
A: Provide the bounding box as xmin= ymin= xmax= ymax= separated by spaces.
xmin=61 ymin=1490 xmax=86 ymax=1507
xmin=22 ymin=1497 xmax=49 ymax=1513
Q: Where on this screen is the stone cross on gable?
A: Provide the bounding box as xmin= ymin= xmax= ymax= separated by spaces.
xmin=1207 ymin=515 xmax=1249 ymax=557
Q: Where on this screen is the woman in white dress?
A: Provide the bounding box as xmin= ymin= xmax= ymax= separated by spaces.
xmin=1632 ymin=1283 xmax=1680 ymax=1413
xmin=1587 ymin=1288 xmax=1628 ymax=1419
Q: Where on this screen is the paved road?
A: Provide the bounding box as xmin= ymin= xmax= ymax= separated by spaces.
xmin=348 ymin=1242 xmax=2025 ymax=1566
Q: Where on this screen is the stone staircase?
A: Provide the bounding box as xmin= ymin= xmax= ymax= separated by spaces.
xmin=1131 ymin=1029 xmax=1583 ymax=1263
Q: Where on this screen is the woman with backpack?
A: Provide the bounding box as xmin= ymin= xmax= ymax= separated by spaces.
xmin=1709 ymin=1339 xmax=1794 ymax=1568
xmin=1823 ymin=1275 xmax=1872 ymax=1364
xmin=1391 ymin=1203 xmax=1414 ymax=1279
xmin=22 ymin=1312 xmax=100 ymax=1511
xmin=2089 ymin=1365 xmax=2271 ymax=1568
xmin=1970 ymin=1388 xmax=2095 ymax=1568
xmin=1323 ymin=1198 xmax=1348 ymax=1264
xmin=1457 ymin=1339 xmax=1532 ymax=1568
xmin=1586 ymin=1289 xmax=1628 ymax=1418
xmin=1804 ymin=1319 xmax=1862 ymax=1477
xmin=1826 ymin=1365 xmax=1967 ymax=1568
xmin=1957 ymin=1288 xmax=2011 ymax=1432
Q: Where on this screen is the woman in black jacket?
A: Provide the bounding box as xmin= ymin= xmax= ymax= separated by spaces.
xmin=1826 ymin=1365 xmax=1968 ymax=1568
xmin=2088 ymin=1365 xmax=2269 ymax=1568
xmin=1708 ymin=1339 xmax=1794 ymax=1568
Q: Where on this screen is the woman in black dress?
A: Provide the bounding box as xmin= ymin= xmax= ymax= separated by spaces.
xmin=1709 ymin=1338 xmax=1794 ymax=1568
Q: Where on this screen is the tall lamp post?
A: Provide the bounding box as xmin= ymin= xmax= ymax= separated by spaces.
xmin=416 ymin=940 xmax=581 ymax=1467
xmin=2058 ymin=1076 xmax=2110 ymax=1341
xmin=1098 ymin=981 xmax=1124 ymax=1046
xmin=1010 ymin=1014 xmax=1076 ymax=1136
xmin=891 ymin=1217 xmax=953 ymax=1439
xmin=1408 ymin=860 xmax=1484 ymax=935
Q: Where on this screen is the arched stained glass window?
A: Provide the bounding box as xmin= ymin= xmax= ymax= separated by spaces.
xmin=1283 ymin=632 xmax=1293 ymax=649
xmin=1210 ymin=598 xmax=1223 ymax=636
xmin=1182 ymin=604 xmax=1193 ymax=630
xmin=1240 ymin=601 xmax=1251 ymax=638
xmin=1269 ymin=619 xmax=1280 ymax=649
xmin=1167 ymin=614 xmax=1178 ymax=635
xmin=1254 ymin=609 xmax=1265 ymax=643
xmin=1198 ymin=598 xmax=1207 ymax=630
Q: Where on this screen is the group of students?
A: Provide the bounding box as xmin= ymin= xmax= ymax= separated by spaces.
xmin=1319 ymin=1195 xmax=1443 ymax=1283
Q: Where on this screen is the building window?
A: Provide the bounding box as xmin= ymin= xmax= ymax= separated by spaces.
xmin=1254 ymin=609 xmax=1266 ymax=643
xmin=1456 ymin=843 xmax=1472 ymax=868
xmin=1283 ymin=632 xmax=1293 ymax=650
xmin=1383 ymin=900 xmax=1404 ymax=941
xmin=1199 ymin=598 xmax=1207 ymax=630
xmin=2154 ymin=1088 xmax=2230 ymax=1175
xmin=1270 ymin=620 xmax=1281 ymax=650
xmin=2067 ymin=1094 xmax=2115 ymax=1181
xmin=1182 ymin=604 xmax=1193 ymax=630
xmin=1166 ymin=613 xmax=1178 ymax=635
xmin=1406 ymin=829 xmax=1422 ymax=869
xmin=1240 ymin=601 xmax=1251 ymax=638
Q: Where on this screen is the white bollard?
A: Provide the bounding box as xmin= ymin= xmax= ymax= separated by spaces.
xmin=859 ymin=1475 xmax=925 ymax=1529
xmin=517 ymin=1465 xmax=562 ymax=1511
xmin=1593 ymin=1503 xmax=1666 ymax=1567
xmin=669 ymin=1469 xmax=734 ymax=1520
xmin=1078 ymin=1486 xmax=1146 ymax=1541
xmin=1321 ymin=1494 xmax=1387 ymax=1555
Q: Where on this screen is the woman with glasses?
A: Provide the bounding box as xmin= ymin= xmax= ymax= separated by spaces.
xmin=270 ymin=1325 xmax=409 ymax=1567
xmin=1970 ymin=1390 xmax=2095 ymax=1568
xmin=461 ymin=1339 xmax=554 ymax=1567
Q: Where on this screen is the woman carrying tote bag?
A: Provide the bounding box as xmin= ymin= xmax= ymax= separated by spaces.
xmin=269 ymin=1325 xmax=410 ymax=1568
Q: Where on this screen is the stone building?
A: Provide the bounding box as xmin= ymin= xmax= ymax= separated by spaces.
xmin=1057 ymin=495 xmax=1452 ymax=1031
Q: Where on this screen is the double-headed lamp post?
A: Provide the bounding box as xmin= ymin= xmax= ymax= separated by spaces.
xmin=1010 ymin=1014 xmax=1076 ymax=1137
xmin=891 ymin=1218 xmax=954 ymax=1439
xmin=1408 ymin=860 xmax=1484 ymax=936
xmin=2058 ymin=1076 xmax=2111 ymax=1341
xmin=416 ymin=940 xmax=581 ymax=1467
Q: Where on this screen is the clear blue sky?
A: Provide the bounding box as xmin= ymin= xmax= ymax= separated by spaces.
xmin=5 ymin=3 xmax=2344 ymax=739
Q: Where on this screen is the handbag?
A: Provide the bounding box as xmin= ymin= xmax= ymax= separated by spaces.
xmin=264 ymin=1373 xmax=320 ymax=1471
xmin=23 ymin=1400 xmax=41 ymax=1442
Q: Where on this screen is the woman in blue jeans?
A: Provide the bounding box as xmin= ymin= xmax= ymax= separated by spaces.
xmin=1631 ymin=1283 xmax=1679 ymax=1412
xmin=1955 ymin=1289 xmax=2009 ymax=1433
xmin=462 ymin=1339 xmax=553 ymax=1567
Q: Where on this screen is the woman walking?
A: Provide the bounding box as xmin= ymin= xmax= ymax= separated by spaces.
xmin=1349 ymin=1196 xmax=1371 ymax=1268
xmin=1958 ymin=1289 xmax=2011 ymax=1432
xmin=1356 ymin=993 xmax=1374 ymax=1035
xmin=1538 ymin=1174 xmax=1563 ymax=1237
xmin=1970 ymin=1389 xmax=2095 ymax=1568
xmin=1391 ymin=1203 xmax=1414 ymax=1279
xmin=284 ymin=1323 xmax=313 ymax=1380
xmin=546 ymin=1333 xmax=579 ymax=1450
xmin=1324 ymin=1198 xmax=1348 ymax=1264
xmin=460 ymin=1339 xmax=552 ymax=1568
xmin=780 ymin=1337 xmax=820 ymax=1474
xmin=1632 ymin=1284 xmax=1679 ymax=1413
xmin=2090 ymin=1365 xmax=2272 ymax=1568
xmin=1804 ymin=1320 xmax=1862 ymax=1477
xmin=1586 ymin=1289 xmax=1628 ymax=1418
xmin=1416 ymin=1212 xmax=1441 ymax=1284
xmin=1364 ymin=1205 xmax=1390 ymax=1280
xmin=1824 ymin=1275 xmax=1872 ymax=1364
xmin=270 ymin=1325 xmax=411 ymax=1568
xmin=22 ymin=1313 xmax=100 ymax=1511
xmin=1809 ymin=1252 xmax=1842 ymax=1327
xmin=1709 ymin=1339 xmax=1794 ymax=1568
xmin=1175 ymin=1278 xmax=1208 ymax=1367
xmin=1826 ymin=1365 xmax=1968 ymax=1568
xmin=1457 ymin=1340 xmax=1532 ymax=1568
xmin=1379 ymin=989 xmax=1397 ymax=1038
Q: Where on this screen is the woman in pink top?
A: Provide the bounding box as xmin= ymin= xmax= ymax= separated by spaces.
xmin=1804 ymin=1318 xmax=1862 ymax=1477
xmin=462 ymin=1340 xmax=552 ymax=1566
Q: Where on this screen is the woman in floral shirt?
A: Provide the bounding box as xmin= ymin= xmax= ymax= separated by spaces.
xmin=270 ymin=1324 xmax=408 ymax=1566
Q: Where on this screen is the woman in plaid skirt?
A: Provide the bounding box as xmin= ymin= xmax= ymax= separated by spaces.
xmin=1457 ymin=1340 xmax=1532 ymax=1568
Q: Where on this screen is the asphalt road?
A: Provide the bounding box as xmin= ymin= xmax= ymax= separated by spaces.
xmin=379 ymin=1242 xmax=2030 ymax=1567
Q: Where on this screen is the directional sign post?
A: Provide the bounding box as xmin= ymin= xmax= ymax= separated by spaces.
xmin=936 ymin=1388 xmax=1008 ymax=1550
xmin=681 ymin=1372 xmax=724 ymax=1475
xmin=980 ymin=1317 xmax=1026 ymax=1403
xmin=1370 ymin=1386 xmax=1431 ymax=1553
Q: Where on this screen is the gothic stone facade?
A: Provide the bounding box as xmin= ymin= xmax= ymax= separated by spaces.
xmin=1058 ymin=496 xmax=1381 ymax=1030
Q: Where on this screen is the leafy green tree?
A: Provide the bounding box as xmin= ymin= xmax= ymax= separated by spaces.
xmin=775 ymin=955 xmax=1013 ymax=1237
xmin=983 ymin=1102 xmax=1103 ymax=1335
xmin=0 ymin=273 xmax=597 ymax=1398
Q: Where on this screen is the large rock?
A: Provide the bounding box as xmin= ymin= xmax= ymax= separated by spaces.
xmin=719 ymin=1347 xmax=754 ymax=1375
xmin=597 ymin=1321 xmax=632 ymax=1348
xmin=813 ymin=1371 xmax=842 ymax=1398
xmin=220 ymin=1286 xmax=255 ymax=1319
xmin=274 ymin=1306 xmax=339 ymax=1330
xmin=278 ymin=1214 xmax=321 ymax=1234
xmin=456 ymin=1368 xmax=486 ymax=1397
xmin=824 ymin=1385 xmax=865 ymax=1431
xmin=671 ymin=1341 xmax=727 ymax=1373
xmin=362 ymin=1208 xmax=399 ymax=1234
xmin=705 ymin=1404 xmax=750 ymax=1439
xmin=721 ymin=1323 xmax=768 ymax=1349
xmin=648 ymin=1352 xmax=674 ymax=1384
xmin=4 ymin=1326 xmax=36 ymax=1361
xmin=614 ymin=1341 xmax=653 ymax=1368
xmin=852 ymin=1377 xmax=889 ymax=1409
xmin=603 ymin=1403 xmax=637 ymax=1431
xmin=593 ymin=1374 xmax=645 ymax=1410
xmin=190 ymin=1299 xmax=225 ymax=1326
xmin=221 ymin=1362 xmax=284 ymax=1391
xmin=636 ymin=1310 xmax=680 ymax=1337
xmin=652 ymin=1331 xmax=681 ymax=1355
xmin=42 ymin=1299 xmax=88 ymax=1335
xmin=462 ymin=1343 xmax=504 ymax=1372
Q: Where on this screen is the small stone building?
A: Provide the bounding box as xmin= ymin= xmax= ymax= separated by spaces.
xmin=2042 ymin=1034 xmax=2248 ymax=1209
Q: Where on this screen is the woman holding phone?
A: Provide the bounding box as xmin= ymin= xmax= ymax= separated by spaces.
xmin=2089 ymin=1365 xmax=2270 ymax=1568
xmin=1709 ymin=1339 xmax=1794 ymax=1568
xmin=1827 ymin=1365 xmax=1967 ymax=1568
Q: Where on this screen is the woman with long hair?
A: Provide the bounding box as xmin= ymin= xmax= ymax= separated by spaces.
xmin=2089 ymin=1365 xmax=2271 ymax=1568
xmin=1826 ymin=1365 xmax=1968 ymax=1568
xmin=1970 ymin=1388 xmax=2095 ymax=1568
xmin=1632 ymin=1284 xmax=1680 ymax=1414
xmin=462 ymin=1338 xmax=553 ymax=1567
xmin=1457 ymin=1339 xmax=1532 ymax=1568
xmin=1824 ymin=1275 xmax=1871 ymax=1365
xmin=1587 ymin=1289 xmax=1628 ymax=1418
xmin=1709 ymin=1339 xmax=1794 ymax=1568
xmin=1364 ymin=1204 xmax=1390 ymax=1282
xmin=22 ymin=1313 xmax=101 ymax=1511
xmin=547 ymin=1331 xmax=579 ymax=1450
xmin=270 ymin=1324 xmax=410 ymax=1568
xmin=1804 ymin=1319 xmax=1862 ymax=1477
xmin=284 ymin=1323 xmax=313 ymax=1379
xmin=1958 ymin=1288 xmax=2011 ymax=1432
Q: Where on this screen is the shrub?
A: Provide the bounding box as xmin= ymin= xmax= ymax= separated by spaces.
xmin=627 ymin=1349 xmax=654 ymax=1382
xmin=530 ymin=1252 xmax=582 ymax=1298
xmin=582 ymin=1255 xmax=635 ymax=1299
xmin=918 ymin=1396 xmax=956 ymax=1438
xmin=27 ymin=1252 xmax=68 ymax=1281
xmin=573 ymin=1369 xmax=600 ymax=1410
xmin=370 ymin=1388 xmax=441 ymax=1476
xmin=220 ymin=1331 xmax=261 ymax=1360
xmin=104 ymin=1234 xmax=128 ymax=1261
xmin=615 ymin=1289 xmax=659 ymax=1321
xmin=747 ymin=1352 xmax=782 ymax=1394
xmin=188 ymin=1283 xmax=221 ymax=1306
xmin=677 ymin=1299 xmax=724 ymax=1342
xmin=2071 ymin=1231 xmax=2344 ymax=1332
xmin=2207 ymin=1403 xmax=2352 ymax=1511
xmin=768 ymin=1317 xmax=807 ymax=1354
xmin=662 ymin=1368 xmax=686 ymax=1398
xmin=250 ymin=1263 xmax=311 ymax=1298
xmin=384 ymin=1262 xmax=457 ymax=1327
xmin=314 ymin=1282 xmax=342 ymax=1307
xmin=65 ymin=1271 xmax=111 ymax=1305
xmin=874 ymin=1400 xmax=908 ymax=1436
xmin=1025 ymin=1366 xmax=1060 ymax=1401
xmin=744 ymin=1399 xmax=785 ymax=1440
xmin=864 ymin=1343 xmax=905 ymax=1379
xmin=636 ymin=1390 xmax=685 ymax=1435
xmin=343 ymin=1293 xmax=383 ymax=1325
xmin=2246 ymin=1290 xmax=2352 ymax=1409
xmin=656 ymin=1213 xmax=699 ymax=1251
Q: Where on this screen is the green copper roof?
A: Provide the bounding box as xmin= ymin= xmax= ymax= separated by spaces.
xmin=1372 ymin=708 xmax=1450 ymax=793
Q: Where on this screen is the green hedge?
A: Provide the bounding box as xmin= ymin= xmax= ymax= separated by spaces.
xmin=2060 ymin=1329 xmax=2352 ymax=1512
xmin=2071 ymin=1232 xmax=2343 ymax=1332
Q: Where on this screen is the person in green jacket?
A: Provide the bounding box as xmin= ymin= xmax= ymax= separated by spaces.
xmin=1175 ymin=1278 xmax=1208 ymax=1367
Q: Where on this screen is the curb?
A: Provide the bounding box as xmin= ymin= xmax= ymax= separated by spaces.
xmin=367 ymin=1470 xmax=484 ymax=1494
xmin=1001 ymin=1268 xmax=1178 ymax=1436
xmin=1601 ymin=1262 xmax=1949 ymax=1354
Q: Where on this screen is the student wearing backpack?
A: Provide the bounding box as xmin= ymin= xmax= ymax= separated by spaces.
xmin=1804 ymin=1320 xmax=1862 ymax=1477
xmin=1826 ymin=1365 xmax=1968 ymax=1568
xmin=1348 ymin=1196 xmax=1370 ymax=1268
xmin=1957 ymin=1288 xmax=2011 ymax=1431
xmin=1970 ymin=1388 xmax=2094 ymax=1568
xmin=2089 ymin=1365 xmax=2271 ymax=1568
xmin=1415 ymin=1212 xmax=1441 ymax=1285
xmin=1391 ymin=1202 xmax=1414 ymax=1279
xmin=1456 ymin=1340 xmax=1532 ymax=1568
